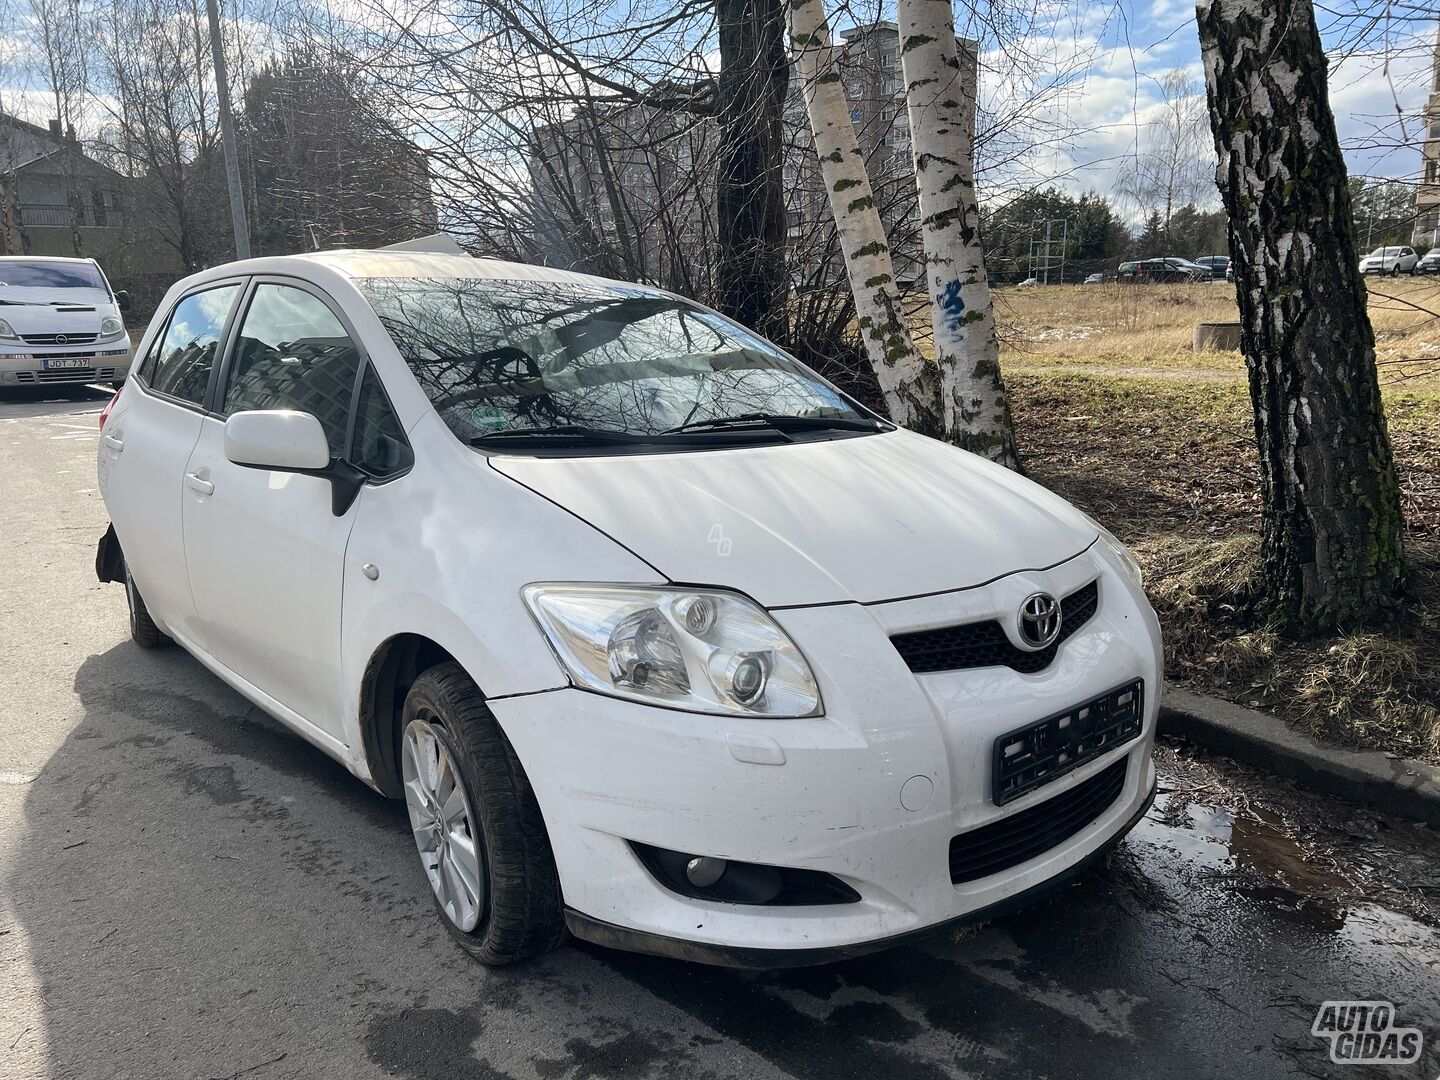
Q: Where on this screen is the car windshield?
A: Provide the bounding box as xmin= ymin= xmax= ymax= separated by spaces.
xmin=0 ymin=260 xmax=106 ymax=292
xmin=355 ymin=276 xmax=866 ymax=442
xmin=1372 ymin=248 xmax=1401 ymax=257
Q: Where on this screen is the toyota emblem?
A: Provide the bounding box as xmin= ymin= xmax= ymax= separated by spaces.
xmin=1018 ymin=593 xmax=1062 ymax=649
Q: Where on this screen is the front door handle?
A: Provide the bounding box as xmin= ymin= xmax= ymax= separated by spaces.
xmin=102 ymin=434 xmax=124 ymax=452
xmin=185 ymin=472 xmax=214 ymax=496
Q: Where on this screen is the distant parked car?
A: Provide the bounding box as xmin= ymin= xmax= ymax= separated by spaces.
xmin=1415 ymin=250 xmax=1440 ymax=276
xmin=1117 ymin=261 xmax=1140 ymax=282
xmin=1121 ymin=259 xmax=1207 ymax=284
xmin=1359 ymin=246 xmax=1418 ymax=276
xmin=1193 ymin=255 xmax=1230 ymax=280
xmin=0 ymin=256 xmax=133 ymax=391
xmin=1083 ymin=273 xmax=1106 ymax=285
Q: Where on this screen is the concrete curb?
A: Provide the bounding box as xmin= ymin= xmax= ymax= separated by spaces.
xmin=1158 ymin=687 xmax=1440 ymax=829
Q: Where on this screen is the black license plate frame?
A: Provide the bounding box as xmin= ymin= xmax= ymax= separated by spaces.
xmin=992 ymin=680 xmax=1144 ymax=805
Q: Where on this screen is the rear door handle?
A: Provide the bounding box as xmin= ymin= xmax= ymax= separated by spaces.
xmin=102 ymin=434 xmax=124 ymax=452
xmin=185 ymin=472 xmax=214 ymax=496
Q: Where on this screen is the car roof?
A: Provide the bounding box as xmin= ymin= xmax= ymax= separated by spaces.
xmin=176 ymin=249 xmax=645 ymax=293
xmin=0 ymin=255 xmax=98 ymax=265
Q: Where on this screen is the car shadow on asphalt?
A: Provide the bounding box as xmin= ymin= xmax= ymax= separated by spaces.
xmin=5 ymin=641 xmax=1423 ymax=1080
xmin=0 ymin=385 xmax=115 ymax=420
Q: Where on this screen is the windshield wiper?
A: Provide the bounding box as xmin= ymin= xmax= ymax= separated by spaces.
xmin=661 ymin=412 xmax=887 ymax=435
xmin=470 ymin=421 xmax=794 ymax=451
xmin=470 ymin=424 xmax=650 ymax=446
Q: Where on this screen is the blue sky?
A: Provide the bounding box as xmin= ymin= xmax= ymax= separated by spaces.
xmin=965 ymin=0 xmax=1434 ymax=201
xmin=3 ymin=0 xmax=1428 ymax=212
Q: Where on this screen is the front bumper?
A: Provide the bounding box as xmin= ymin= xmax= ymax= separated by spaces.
xmin=0 ymin=341 xmax=132 ymax=386
xmin=565 ymin=774 xmax=1157 ymax=968
xmin=490 ymin=544 xmax=1162 ymax=963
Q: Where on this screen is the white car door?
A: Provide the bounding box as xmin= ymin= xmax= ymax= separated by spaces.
xmin=100 ymin=283 xmax=243 ymax=638
xmin=180 ymin=279 xmax=367 ymax=743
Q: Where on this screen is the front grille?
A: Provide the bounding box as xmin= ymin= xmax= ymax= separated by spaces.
xmin=891 ymin=579 xmax=1099 ymax=675
xmin=22 ymin=333 xmax=98 ymax=345
xmin=949 ymin=758 xmax=1128 ymax=884
xmin=14 ymin=367 xmax=114 ymax=384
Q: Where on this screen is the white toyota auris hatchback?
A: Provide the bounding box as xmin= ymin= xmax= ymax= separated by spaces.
xmin=95 ymin=249 xmax=1161 ymax=967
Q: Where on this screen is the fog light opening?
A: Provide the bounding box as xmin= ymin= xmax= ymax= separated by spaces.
xmin=630 ymin=842 xmax=860 ymax=906
xmin=685 ymin=856 xmax=727 ymax=888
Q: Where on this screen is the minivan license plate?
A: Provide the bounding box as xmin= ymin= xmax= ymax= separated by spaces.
xmin=42 ymin=357 xmax=89 ymax=370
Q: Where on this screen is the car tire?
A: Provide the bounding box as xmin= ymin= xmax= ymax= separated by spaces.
xmin=124 ymin=563 xmax=172 ymax=649
xmin=400 ymin=662 xmax=564 ymax=965
xmin=1390 ymin=265 xmax=1401 ymax=277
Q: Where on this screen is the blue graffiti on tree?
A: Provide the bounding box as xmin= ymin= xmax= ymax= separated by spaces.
xmin=938 ymin=279 xmax=967 ymax=337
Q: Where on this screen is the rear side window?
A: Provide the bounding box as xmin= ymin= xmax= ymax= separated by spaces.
xmin=148 ymin=285 xmax=240 ymax=405
xmin=222 ymin=284 xmax=362 ymax=455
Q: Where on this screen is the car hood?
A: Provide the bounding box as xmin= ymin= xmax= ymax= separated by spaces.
xmin=488 ymin=428 xmax=1098 ymax=606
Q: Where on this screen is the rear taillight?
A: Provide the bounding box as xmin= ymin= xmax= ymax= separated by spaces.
xmin=100 ymin=385 xmax=121 ymax=430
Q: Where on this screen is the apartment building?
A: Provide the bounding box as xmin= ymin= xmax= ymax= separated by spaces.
xmin=529 ymin=22 xmax=977 ymax=292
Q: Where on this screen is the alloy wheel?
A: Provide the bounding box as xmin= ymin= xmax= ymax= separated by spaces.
xmin=402 ymin=716 xmax=486 ymax=932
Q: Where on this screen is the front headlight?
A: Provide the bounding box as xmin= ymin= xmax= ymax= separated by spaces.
xmin=1082 ymin=514 xmax=1143 ymax=587
xmin=0 ymin=318 xmax=18 ymax=340
xmin=99 ymin=316 xmax=125 ymax=339
xmin=523 ymin=584 xmax=822 ymax=717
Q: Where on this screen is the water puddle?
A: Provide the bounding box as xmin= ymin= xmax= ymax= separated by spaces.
xmin=1137 ymin=751 xmax=1440 ymax=944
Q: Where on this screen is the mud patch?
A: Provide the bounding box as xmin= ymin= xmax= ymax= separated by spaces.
xmin=173 ymin=763 xmax=245 ymax=805
xmin=534 ymin=1028 xmax=672 ymax=1079
xmin=364 ymin=1006 xmax=509 ymax=1080
xmin=74 ymin=771 xmax=117 ymax=816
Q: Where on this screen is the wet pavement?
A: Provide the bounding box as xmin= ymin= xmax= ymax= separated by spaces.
xmin=3 ymin=388 xmax=1439 ymax=1080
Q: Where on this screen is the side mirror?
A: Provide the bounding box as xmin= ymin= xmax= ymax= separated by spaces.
xmin=223 ymin=410 xmax=366 ymax=517
xmin=224 ymin=410 xmax=330 ymax=470
xmin=115 ymin=290 xmax=131 ymax=312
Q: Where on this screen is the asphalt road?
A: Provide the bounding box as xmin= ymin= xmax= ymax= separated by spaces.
xmin=3 ymin=386 xmax=1439 ymax=1080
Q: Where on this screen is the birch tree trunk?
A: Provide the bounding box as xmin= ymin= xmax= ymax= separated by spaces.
xmin=1197 ymin=0 xmax=1404 ymax=630
xmin=789 ymin=0 xmax=941 ymax=434
xmin=897 ymin=2 xmax=1018 ymax=468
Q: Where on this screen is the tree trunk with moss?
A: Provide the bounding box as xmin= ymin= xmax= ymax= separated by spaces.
xmin=789 ymin=0 xmax=940 ymax=433
xmin=1197 ymin=0 xmax=1404 ymax=630
xmin=897 ymin=0 xmax=1018 ymax=468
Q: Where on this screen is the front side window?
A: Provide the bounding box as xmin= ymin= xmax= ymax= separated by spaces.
xmin=222 ymin=283 xmax=361 ymax=455
xmin=352 ymin=365 xmax=412 ymax=477
xmin=354 ymin=277 xmax=863 ymax=445
xmin=148 ymin=285 xmax=240 ymax=405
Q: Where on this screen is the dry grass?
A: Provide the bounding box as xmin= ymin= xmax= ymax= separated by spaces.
xmin=1123 ymin=532 xmax=1440 ymax=763
xmin=983 ymin=281 xmax=1440 ymax=764
xmin=990 ymin=278 xmax=1440 ymax=393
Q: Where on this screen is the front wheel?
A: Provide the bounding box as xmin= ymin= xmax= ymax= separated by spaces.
xmin=1390 ymin=264 xmax=1401 ymax=277
xmin=400 ymin=662 xmax=564 ymax=964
